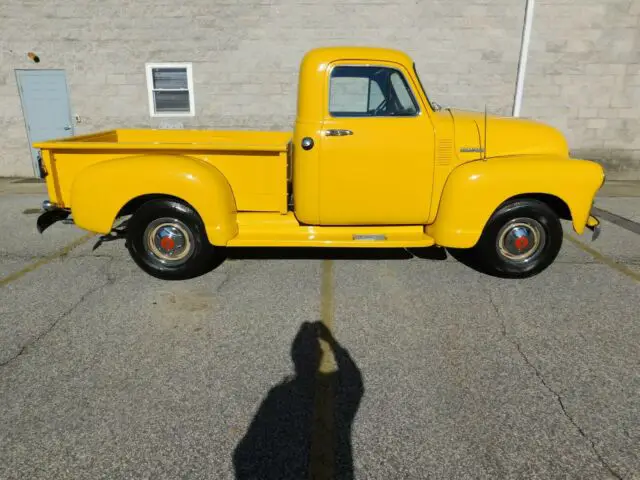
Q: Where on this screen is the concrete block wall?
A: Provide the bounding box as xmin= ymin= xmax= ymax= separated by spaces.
xmin=0 ymin=0 xmax=638 ymax=179
xmin=523 ymin=0 xmax=640 ymax=179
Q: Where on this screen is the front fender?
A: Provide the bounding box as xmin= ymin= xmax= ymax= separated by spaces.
xmin=69 ymin=154 xmax=238 ymax=245
xmin=426 ymin=155 xmax=605 ymax=248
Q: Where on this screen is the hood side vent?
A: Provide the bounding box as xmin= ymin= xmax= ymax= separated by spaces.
xmin=436 ymin=138 xmax=454 ymax=166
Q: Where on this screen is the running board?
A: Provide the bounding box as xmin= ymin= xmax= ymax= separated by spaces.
xmin=226 ymin=213 xmax=435 ymax=248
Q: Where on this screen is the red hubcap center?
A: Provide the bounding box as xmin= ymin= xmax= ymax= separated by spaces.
xmin=160 ymin=237 xmax=175 ymax=251
xmin=515 ymin=236 xmax=530 ymax=250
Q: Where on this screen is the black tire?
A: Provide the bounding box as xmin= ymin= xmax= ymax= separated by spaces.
xmin=471 ymin=198 xmax=563 ymax=278
xmin=125 ymin=198 xmax=219 ymax=280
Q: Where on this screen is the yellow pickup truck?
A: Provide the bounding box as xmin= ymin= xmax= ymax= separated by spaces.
xmin=34 ymin=46 xmax=604 ymax=280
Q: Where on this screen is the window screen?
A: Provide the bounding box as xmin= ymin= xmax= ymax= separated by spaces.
xmin=146 ymin=64 xmax=194 ymax=116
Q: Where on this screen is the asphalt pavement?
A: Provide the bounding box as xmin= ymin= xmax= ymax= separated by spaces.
xmin=1 ymin=179 xmax=639 ymax=479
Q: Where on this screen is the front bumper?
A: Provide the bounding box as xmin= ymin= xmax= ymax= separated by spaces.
xmin=586 ymin=214 xmax=601 ymax=241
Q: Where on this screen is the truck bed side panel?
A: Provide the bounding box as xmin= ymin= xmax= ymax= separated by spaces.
xmin=36 ymin=128 xmax=291 ymax=214
xmin=47 ymin=149 xmax=288 ymax=214
xmin=69 ymin=154 xmax=239 ymax=244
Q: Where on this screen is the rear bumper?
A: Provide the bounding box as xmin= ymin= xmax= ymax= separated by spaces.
xmin=36 ymin=201 xmax=70 ymax=233
xmin=586 ymin=214 xmax=601 ymax=241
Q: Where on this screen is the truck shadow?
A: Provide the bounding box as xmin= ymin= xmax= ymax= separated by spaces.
xmin=444 ymin=247 xmax=488 ymax=275
xmin=232 ymin=321 xmax=364 ymax=480
xmin=224 ymin=246 xmax=447 ymax=261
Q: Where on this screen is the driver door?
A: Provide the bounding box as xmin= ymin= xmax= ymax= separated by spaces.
xmin=318 ymin=62 xmax=435 ymax=225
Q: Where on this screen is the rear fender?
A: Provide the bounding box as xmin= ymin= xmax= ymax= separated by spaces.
xmin=69 ymin=154 xmax=238 ymax=245
xmin=425 ymin=155 xmax=605 ymax=248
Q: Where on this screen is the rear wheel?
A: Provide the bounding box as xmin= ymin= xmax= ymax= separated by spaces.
xmin=125 ymin=198 xmax=219 ymax=280
xmin=472 ymin=198 xmax=563 ymax=278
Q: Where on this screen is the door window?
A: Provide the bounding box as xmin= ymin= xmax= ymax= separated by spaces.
xmin=328 ymin=65 xmax=419 ymax=117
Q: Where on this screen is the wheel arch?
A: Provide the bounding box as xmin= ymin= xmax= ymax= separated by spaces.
xmin=68 ymin=154 xmax=239 ymax=245
xmin=426 ymin=155 xmax=602 ymax=248
xmin=499 ymin=193 xmax=572 ymax=221
xmin=117 ymin=193 xmax=200 ymax=219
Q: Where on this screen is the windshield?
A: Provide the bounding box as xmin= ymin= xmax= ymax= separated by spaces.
xmin=413 ymin=63 xmax=440 ymax=111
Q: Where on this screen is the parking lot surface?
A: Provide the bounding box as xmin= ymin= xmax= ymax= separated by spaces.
xmin=1 ymin=180 xmax=639 ymax=479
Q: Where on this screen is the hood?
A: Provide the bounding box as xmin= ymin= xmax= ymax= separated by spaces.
xmin=447 ymin=108 xmax=570 ymax=162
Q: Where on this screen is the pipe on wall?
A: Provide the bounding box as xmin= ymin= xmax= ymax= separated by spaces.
xmin=512 ymin=0 xmax=535 ymax=117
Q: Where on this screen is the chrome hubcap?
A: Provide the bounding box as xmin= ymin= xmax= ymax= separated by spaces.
xmin=497 ymin=218 xmax=546 ymax=263
xmin=144 ymin=218 xmax=194 ymax=265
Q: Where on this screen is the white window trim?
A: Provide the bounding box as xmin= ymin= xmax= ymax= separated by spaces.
xmin=145 ymin=62 xmax=195 ymax=117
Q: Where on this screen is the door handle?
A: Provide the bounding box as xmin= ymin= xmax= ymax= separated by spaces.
xmin=64 ymin=125 xmax=72 ymax=131
xmin=323 ymin=129 xmax=353 ymax=136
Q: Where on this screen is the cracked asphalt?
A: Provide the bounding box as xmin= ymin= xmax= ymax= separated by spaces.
xmin=1 ymin=186 xmax=639 ymax=479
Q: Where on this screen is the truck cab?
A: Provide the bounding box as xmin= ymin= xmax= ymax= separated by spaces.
xmin=35 ymin=46 xmax=605 ymax=280
xmin=293 ymin=47 xmax=438 ymax=226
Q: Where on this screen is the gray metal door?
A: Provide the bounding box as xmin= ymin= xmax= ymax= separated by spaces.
xmin=15 ymin=69 xmax=74 ymax=175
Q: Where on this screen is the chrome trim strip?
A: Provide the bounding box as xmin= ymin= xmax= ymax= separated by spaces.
xmin=353 ymin=234 xmax=386 ymax=241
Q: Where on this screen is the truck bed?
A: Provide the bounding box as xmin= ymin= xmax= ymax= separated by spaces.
xmin=35 ymin=128 xmax=293 ymax=214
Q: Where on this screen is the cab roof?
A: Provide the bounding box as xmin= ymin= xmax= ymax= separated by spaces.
xmin=301 ymin=46 xmax=415 ymax=68
xmin=295 ymin=46 xmax=424 ymax=122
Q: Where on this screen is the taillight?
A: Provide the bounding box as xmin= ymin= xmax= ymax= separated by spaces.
xmin=37 ymin=151 xmax=47 ymax=178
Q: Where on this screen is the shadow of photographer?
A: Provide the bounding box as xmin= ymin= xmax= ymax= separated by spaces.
xmin=233 ymin=321 xmax=364 ymax=480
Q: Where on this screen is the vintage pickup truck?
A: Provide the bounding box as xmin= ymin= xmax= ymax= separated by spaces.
xmin=34 ymin=46 xmax=604 ymax=280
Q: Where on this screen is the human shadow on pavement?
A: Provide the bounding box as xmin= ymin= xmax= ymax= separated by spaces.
xmin=232 ymin=321 xmax=364 ymax=480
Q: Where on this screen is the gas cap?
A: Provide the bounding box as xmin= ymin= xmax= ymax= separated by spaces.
xmin=301 ymin=137 xmax=314 ymax=150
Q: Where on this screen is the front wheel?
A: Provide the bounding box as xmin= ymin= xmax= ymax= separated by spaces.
xmin=125 ymin=198 xmax=220 ymax=280
xmin=472 ymin=199 xmax=563 ymax=278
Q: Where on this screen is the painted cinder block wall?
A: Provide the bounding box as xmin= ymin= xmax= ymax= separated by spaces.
xmin=523 ymin=0 xmax=640 ymax=180
xmin=1 ymin=0 xmax=638 ymax=178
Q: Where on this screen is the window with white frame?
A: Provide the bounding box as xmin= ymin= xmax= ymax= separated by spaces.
xmin=145 ymin=63 xmax=194 ymax=117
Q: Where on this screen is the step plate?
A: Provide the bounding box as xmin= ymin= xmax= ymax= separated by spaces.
xmin=353 ymin=234 xmax=387 ymax=241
